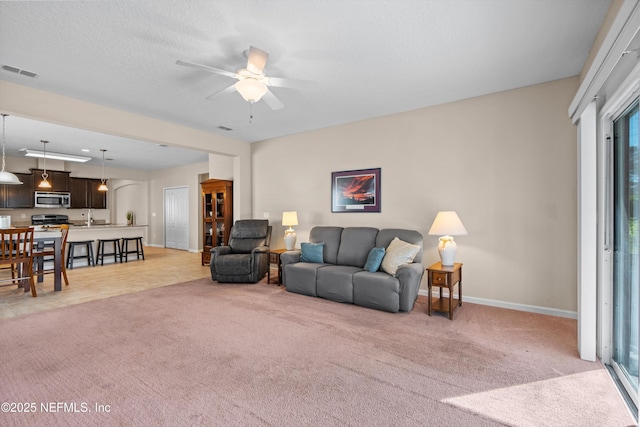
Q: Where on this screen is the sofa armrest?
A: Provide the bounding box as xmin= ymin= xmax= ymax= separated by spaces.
xmin=281 ymin=250 xmax=301 ymax=265
xmin=211 ymin=246 xmax=231 ymax=256
xmin=251 ymin=245 xmax=270 ymax=254
xmin=396 ymin=263 xmax=424 ymax=312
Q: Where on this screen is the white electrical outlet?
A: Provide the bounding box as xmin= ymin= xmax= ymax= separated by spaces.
xmin=21 ymin=213 xmax=25 ymax=219
xmin=263 ymin=212 xmax=270 ymax=219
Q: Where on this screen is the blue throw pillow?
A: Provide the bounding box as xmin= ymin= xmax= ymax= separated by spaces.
xmin=364 ymin=247 xmax=385 ymax=272
xmin=300 ymin=242 xmax=324 ymax=263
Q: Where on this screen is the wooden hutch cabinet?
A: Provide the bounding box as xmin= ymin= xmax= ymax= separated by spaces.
xmin=201 ymin=179 xmax=233 ymax=265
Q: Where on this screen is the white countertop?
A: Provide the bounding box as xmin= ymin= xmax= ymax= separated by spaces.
xmin=70 ymin=224 xmax=148 ymax=229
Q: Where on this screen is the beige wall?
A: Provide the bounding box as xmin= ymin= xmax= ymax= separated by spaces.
xmin=148 ymin=161 xmax=209 ymax=251
xmin=253 ymin=77 xmax=579 ymax=313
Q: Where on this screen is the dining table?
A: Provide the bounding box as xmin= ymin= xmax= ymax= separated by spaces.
xmin=33 ymin=229 xmax=63 ymax=292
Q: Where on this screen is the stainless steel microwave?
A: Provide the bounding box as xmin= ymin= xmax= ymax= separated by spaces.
xmin=34 ymin=191 xmax=71 ymax=208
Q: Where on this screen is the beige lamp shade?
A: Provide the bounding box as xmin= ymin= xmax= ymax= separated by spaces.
xmin=282 ymin=211 xmax=298 ymax=227
xmin=428 ymin=211 xmax=467 ymax=236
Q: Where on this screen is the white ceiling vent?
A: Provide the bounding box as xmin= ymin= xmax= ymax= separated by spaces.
xmin=1 ymin=65 xmax=38 ymax=78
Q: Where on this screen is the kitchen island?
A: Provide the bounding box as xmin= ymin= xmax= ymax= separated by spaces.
xmin=67 ymin=224 xmax=148 ymax=266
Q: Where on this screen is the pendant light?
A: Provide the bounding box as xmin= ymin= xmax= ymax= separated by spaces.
xmin=0 ymin=114 xmax=23 ymax=185
xmin=98 ymin=149 xmax=108 ymax=191
xmin=38 ymin=140 xmax=52 ymax=189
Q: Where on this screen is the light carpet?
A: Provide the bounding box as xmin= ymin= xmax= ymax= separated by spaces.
xmin=0 ymin=278 xmax=634 ymax=426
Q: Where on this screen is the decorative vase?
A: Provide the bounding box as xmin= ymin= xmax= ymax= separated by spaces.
xmin=438 ymin=235 xmax=457 ymax=266
xmin=284 ymin=228 xmax=297 ymax=250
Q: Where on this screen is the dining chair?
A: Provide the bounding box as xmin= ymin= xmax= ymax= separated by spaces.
xmin=0 ymin=227 xmax=36 ymax=297
xmin=33 ymin=224 xmax=69 ymax=287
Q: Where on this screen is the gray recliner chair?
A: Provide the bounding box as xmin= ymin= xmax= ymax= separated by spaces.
xmin=210 ymin=219 xmax=272 ymax=283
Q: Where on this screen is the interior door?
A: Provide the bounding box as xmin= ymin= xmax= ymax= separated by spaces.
xmin=164 ymin=186 xmax=189 ymax=250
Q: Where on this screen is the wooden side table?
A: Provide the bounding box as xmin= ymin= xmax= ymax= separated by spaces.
xmin=268 ymin=249 xmax=288 ymax=285
xmin=426 ymin=262 xmax=463 ymax=320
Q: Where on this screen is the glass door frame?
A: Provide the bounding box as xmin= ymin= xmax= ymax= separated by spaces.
xmin=599 ymin=66 xmax=640 ymax=411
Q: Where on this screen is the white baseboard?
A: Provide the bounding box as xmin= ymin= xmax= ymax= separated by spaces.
xmin=144 ymin=244 xmax=200 ymax=253
xmin=417 ymin=289 xmax=577 ymax=319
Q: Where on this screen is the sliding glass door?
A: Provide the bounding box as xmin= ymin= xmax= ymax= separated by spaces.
xmin=612 ymin=99 xmax=639 ymax=405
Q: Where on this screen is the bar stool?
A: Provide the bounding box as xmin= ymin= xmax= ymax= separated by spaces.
xmin=96 ymin=238 xmax=121 ymax=265
xmin=66 ymin=240 xmax=95 ymax=269
xmin=121 ymin=236 xmax=145 ymax=262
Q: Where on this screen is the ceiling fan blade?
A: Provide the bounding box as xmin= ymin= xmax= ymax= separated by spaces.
xmin=267 ymin=76 xmax=317 ymax=90
xmin=262 ymin=89 xmax=284 ymax=110
xmin=204 ymin=83 xmax=237 ymax=100
xmin=176 ymin=60 xmax=237 ymax=79
xmin=246 ymin=46 xmax=269 ymax=75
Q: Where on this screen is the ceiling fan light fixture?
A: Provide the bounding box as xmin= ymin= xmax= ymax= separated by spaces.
xmin=235 ymin=78 xmax=268 ymax=103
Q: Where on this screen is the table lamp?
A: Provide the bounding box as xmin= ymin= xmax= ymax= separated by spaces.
xmin=428 ymin=211 xmax=467 ymax=266
xmin=282 ymin=211 xmax=298 ymax=250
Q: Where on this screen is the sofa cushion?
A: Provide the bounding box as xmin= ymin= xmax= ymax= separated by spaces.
xmin=230 ymin=238 xmax=266 ymax=254
xmin=231 ymin=219 xmax=269 ymax=238
xmin=300 ymin=242 xmax=324 ymax=263
xmin=213 ymin=253 xmax=252 ymax=275
xmin=364 ymin=247 xmax=385 ymax=272
xmin=381 ymin=237 xmax=421 ymax=276
xmin=284 ymin=263 xmax=325 ymax=297
xmin=336 ymin=227 xmax=378 ymax=267
xmin=229 ymin=219 xmax=269 ymax=254
xmin=353 ymin=271 xmax=400 ymax=313
xmin=377 ymin=229 xmax=424 ymax=263
xmin=317 ymin=265 xmax=360 ymax=303
xmin=309 ymin=227 xmax=343 ymax=264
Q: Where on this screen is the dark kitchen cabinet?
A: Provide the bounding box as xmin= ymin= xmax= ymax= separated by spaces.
xmin=88 ymin=178 xmax=107 ymax=209
xmin=30 ymin=169 xmax=71 ymax=192
xmin=69 ymin=177 xmax=88 ymax=208
xmin=70 ymin=177 xmax=107 ymax=209
xmin=2 ymin=173 xmax=34 ymax=208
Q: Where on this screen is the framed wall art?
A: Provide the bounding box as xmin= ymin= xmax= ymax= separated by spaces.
xmin=331 ymin=168 xmax=381 ymax=213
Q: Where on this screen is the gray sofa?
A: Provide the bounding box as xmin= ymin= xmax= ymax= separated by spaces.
xmin=281 ymin=226 xmax=424 ymax=313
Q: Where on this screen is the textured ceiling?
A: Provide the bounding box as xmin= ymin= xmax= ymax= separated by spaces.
xmin=0 ymin=0 xmax=610 ymax=171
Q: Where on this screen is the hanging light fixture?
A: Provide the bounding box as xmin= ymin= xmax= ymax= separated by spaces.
xmin=235 ymin=78 xmax=268 ymax=103
xmin=98 ymin=148 xmax=108 ymax=191
xmin=38 ymin=140 xmax=52 ymax=189
xmin=0 ymin=114 xmax=23 ymax=185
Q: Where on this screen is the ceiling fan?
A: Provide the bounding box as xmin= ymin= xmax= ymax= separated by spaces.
xmin=177 ymin=46 xmax=309 ymax=111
